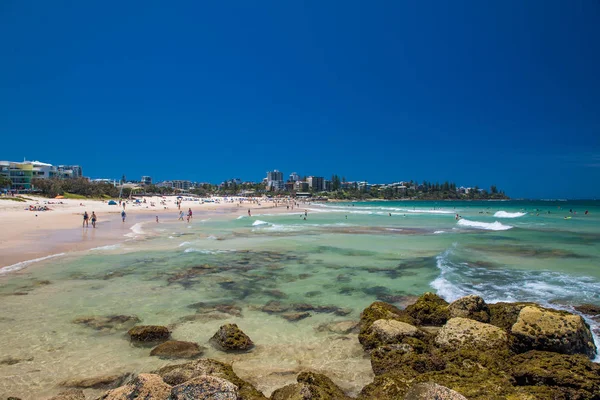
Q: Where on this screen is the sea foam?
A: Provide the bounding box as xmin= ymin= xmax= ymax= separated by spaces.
xmin=0 ymin=253 xmax=66 ymax=275
xmin=252 ymin=220 xmax=269 ymax=226
xmin=493 ymin=211 xmax=526 ymax=218
xmin=457 ymin=219 xmax=513 ymax=231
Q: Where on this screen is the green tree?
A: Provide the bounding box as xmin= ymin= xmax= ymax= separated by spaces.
xmin=0 ymin=175 xmax=12 ymax=189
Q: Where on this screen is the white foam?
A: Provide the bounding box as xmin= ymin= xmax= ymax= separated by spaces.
xmin=125 ymin=222 xmax=146 ymax=237
xmin=494 ymin=211 xmax=527 ymax=218
xmin=90 ymin=244 xmax=121 ymax=251
xmin=236 ymin=215 xmax=246 ymax=220
xmin=252 ymin=220 xmax=269 ymax=226
xmin=434 ymin=231 xmax=445 ymax=234
xmin=178 ymin=241 xmax=192 ymax=247
xmin=457 ymin=219 xmax=513 ymax=231
xmin=0 ymin=253 xmax=66 ymax=275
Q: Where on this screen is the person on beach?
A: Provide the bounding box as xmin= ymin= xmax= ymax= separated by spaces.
xmin=83 ymin=211 xmax=89 ymax=227
xmin=121 ymin=210 xmax=126 ymax=222
xmin=91 ymin=212 xmax=97 ymax=228
xmin=156 ymin=216 xmax=159 ymax=223
xmin=188 ymin=208 xmax=193 ymax=220
xmin=178 ymin=210 xmax=184 ymax=221
xmin=248 ymin=209 xmax=251 ymax=217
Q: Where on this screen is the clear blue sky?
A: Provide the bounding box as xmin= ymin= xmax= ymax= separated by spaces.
xmin=1 ymin=1 xmax=599 ymax=198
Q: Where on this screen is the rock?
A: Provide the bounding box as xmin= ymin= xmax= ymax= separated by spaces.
xmin=488 ymin=302 xmax=533 ymax=330
xmin=264 ymin=289 xmax=288 ymax=299
xmin=360 ymin=319 xmax=423 ymax=351
xmin=261 ymin=301 xmax=290 ymax=314
xmin=357 ymin=372 xmax=415 ymax=400
xmin=99 ymin=374 xmax=171 ymax=400
xmin=281 ymin=312 xmax=311 ymax=322
xmin=0 ymin=356 xmax=33 ymax=365
xmin=210 ymin=324 xmax=254 ymax=352
xmin=169 ymin=375 xmax=238 ymax=399
xmin=510 ymin=350 xmax=600 ymax=396
xmin=47 ymin=389 xmax=86 ymax=400
xmin=371 ymin=342 xmax=444 ymax=376
xmin=359 ymin=301 xmax=416 ymax=336
xmin=60 ymin=373 xmax=129 ymax=389
xmin=435 ymin=317 xmax=508 ymax=351
xmin=511 ymin=305 xmax=597 ymax=358
xmin=447 ymin=295 xmax=490 ymax=323
xmin=127 ymin=325 xmax=170 ymax=343
xmin=404 ymin=382 xmax=467 ymax=400
xmin=574 ymin=303 xmax=600 ymax=317
xmin=155 ymin=359 xmax=267 ymax=399
xmin=187 ymin=302 xmax=242 ymax=317
xmin=334 ymin=308 xmax=353 ymax=316
xmin=270 ymin=371 xmax=352 ymax=400
xmin=150 ymin=341 xmax=205 ymax=359
xmin=404 ymin=293 xmax=449 ymax=326
xmin=316 ymin=321 xmax=359 ymax=335
xmin=292 ymin=303 xmax=315 ymax=312
xmin=73 ymin=315 xmax=141 ymax=332
xmin=6 ymin=397 xmax=22 ymax=400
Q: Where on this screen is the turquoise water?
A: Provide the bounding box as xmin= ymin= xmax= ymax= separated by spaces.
xmin=1 ymin=200 xmax=599 ymax=398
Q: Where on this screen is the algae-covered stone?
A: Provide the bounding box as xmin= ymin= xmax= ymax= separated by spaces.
xmin=488 ymin=302 xmax=533 ymax=331
xmin=371 ymin=344 xmax=445 ymax=376
xmin=127 ymin=325 xmax=170 ymax=342
xmin=404 ymin=382 xmax=467 ymax=400
xmin=511 ymin=306 xmax=597 ymax=358
xmin=435 ymin=317 xmax=508 ymax=351
xmin=72 ymin=315 xmax=141 ymax=332
xmin=150 ymin=341 xmax=205 ymax=359
xmin=359 ymin=319 xmax=424 ymax=351
xmin=448 ymin=295 xmax=490 ymax=323
xmin=155 ymin=358 xmax=267 ymax=399
xmin=404 ymin=293 xmax=449 ymax=326
xmin=357 ymin=372 xmax=415 ymax=400
xmin=510 ymin=350 xmax=600 ymax=396
xmin=574 ymin=303 xmax=600 ymax=317
xmin=47 ymin=389 xmax=86 ymax=400
xmin=99 ymin=374 xmax=171 ymax=400
xmin=270 ymin=371 xmax=352 ymax=400
xmin=210 ymin=323 xmax=254 ymax=352
xmin=169 ymin=375 xmax=238 ymax=399
xmin=359 ymin=301 xmax=416 ymax=336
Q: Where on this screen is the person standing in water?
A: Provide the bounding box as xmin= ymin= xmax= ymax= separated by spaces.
xmin=91 ymin=211 xmax=97 ymax=228
xmin=121 ymin=210 xmax=126 ymax=222
xmin=83 ymin=211 xmax=89 ymax=227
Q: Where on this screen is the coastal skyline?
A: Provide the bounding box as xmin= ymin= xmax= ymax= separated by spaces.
xmin=1 ymin=1 xmax=599 ymax=199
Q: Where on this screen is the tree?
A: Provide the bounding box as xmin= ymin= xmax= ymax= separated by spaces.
xmin=0 ymin=175 xmax=12 ymax=189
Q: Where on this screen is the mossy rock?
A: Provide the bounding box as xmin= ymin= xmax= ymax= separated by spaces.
xmin=270 ymin=371 xmax=352 ymax=400
xmin=404 ymin=293 xmax=449 ymax=326
xmin=488 ymin=302 xmax=534 ymax=331
xmin=356 ymin=371 xmax=416 ymax=400
xmin=404 ymin=382 xmax=467 ymax=400
xmin=359 ymin=301 xmax=416 ymax=335
xmin=448 ymin=295 xmax=490 ymax=323
xmin=359 ymin=319 xmax=425 ymax=351
xmin=371 ymin=344 xmax=445 ymax=376
xmin=99 ymin=374 xmax=171 ymax=400
xmin=210 ymin=323 xmax=254 ymax=352
xmin=435 ymin=317 xmax=509 ymax=352
xmin=127 ymin=325 xmax=170 ymax=343
xmin=574 ymin=303 xmax=600 ymax=317
xmin=510 ymin=350 xmax=600 ymax=397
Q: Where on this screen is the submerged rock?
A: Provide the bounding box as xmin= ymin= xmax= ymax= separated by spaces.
xmin=60 ymin=373 xmax=129 ymax=389
xmin=0 ymin=356 xmax=33 ymax=365
xmin=169 ymin=375 xmax=238 ymax=400
xmin=404 ymin=382 xmax=467 ymax=400
xmin=270 ymin=371 xmax=352 ymax=400
xmin=281 ymin=312 xmax=311 ymax=322
xmin=150 ymin=341 xmax=205 ymax=359
xmin=99 ymin=374 xmax=171 ymax=400
xmin=435 ymin=317 xmax=508 ymax=351
xmin=47 ymin=389 xmax=86 ymax=400
xmin=316 ymin=320 xmax=359 ymax=335
xmin=404 ymin=293 xmax=449 ymax=326
xmin=447 ymin=295 xmax=490 ymax=323
xmin=261 ymin=300 xmax=290 ymax=314
xmin=72 ymin=315 xmax=141 ymax=332
xmin=210 ymin=324 xmax=254 ymax=352
xmin=128 ymin=325 xmax=170 ymax=343
xmin=511 ymin=305 xmax=597 ymax=358
xmin=187 ymin=302 xmax=242 ymax=317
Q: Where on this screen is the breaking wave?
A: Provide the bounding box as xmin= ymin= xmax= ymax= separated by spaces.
xmin=494 ymin=211 xmax=527 ymax=218
xmin=457 ymin=219 xmax=513 ymax=231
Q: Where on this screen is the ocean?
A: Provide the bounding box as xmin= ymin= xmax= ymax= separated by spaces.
xmin=1 ymin=200 xmax=599 ymax=398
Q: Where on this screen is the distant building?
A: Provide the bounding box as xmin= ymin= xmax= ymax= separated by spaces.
xmin=294 ymin=181 xmax=309 ymax=191
xmin=141 ymin=176 xmax=152 ymax=186
xmin=157 ymin=181 xmax=174 ymax=189
xmin=289 ymin=172 xmax=300 ymax=182
xmin=266 ymin=170 xmax=284 ymax=191
xmin=0 ymin=160 xmax=62 ymax=191
xmin=172 ymin=180 xmax=192 ymax=191
xmin=324 ymin=180 xmax=332 ymax=192
xmin=58 ymin=165 xmax=83 ymax=179
xmin=307 ymin=176 xmax=324 ymax=192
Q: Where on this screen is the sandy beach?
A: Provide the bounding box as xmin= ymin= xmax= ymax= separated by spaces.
xmin=0 ymin=195 xmax=298 ymax=271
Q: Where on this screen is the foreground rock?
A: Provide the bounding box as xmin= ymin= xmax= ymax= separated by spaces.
xmin=511 ymin=305 xmax=597 ymax=357
xmin=48 ymin=389 xmax=86 ymax=400
xmin=359 ymin=301 xmax=415 ymax=335
xmin=155 ymin=358 xmax=267 ymax=399
xmin=99 ymin=374 xmax=171 ymax=399
xmin=447 ymin=295 xmax=490 ymax=323
xmin=210 ymin=324 xmax=254 ymax=352
xmin=435 ymin=317 xmax=508 ymax=351
xmin=359 ymin=319 xmax=424 ymax=351
xmin=60 ymin=373 xmax=129 ymax=389
xmin=127 ymin=325 xmax=170 ymax=343
xmin=270 ymin=371 xmax=352 ymax=400
xmin=404 ymin=293 xmax=449 ymax=326
xmin=150 ymin=341 xmax=205 ymax=359
xmin=169 ymin=375 xmax=238 ymax=399
xmin=404 ymin=382 xmax=467 ymax=400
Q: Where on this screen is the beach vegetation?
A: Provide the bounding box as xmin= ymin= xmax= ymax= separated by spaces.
xmin=0 ymin=175 xmax=12 ymax=189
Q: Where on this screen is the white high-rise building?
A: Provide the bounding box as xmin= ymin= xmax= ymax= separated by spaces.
xmin=289 ymin=172 xmax=300 ymax=182
xmin=266 ymin=170 xmax=284 ymax=191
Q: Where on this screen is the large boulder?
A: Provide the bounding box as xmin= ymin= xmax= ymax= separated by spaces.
xmin=488 ymin=302 xmax=533 ymax=330
xmin=447 ymin=295 xmax=490 ymax=323
xmin=510 ymin=350 xmax=600 ymax=397
xmin=404 ymin=382 xmax=467 ymax=400
xmin=169 ymin=375 xmax=238 ymax=399
xmin=127 ymin=325 xmax=170 ymax=343
xmin=435 ymin=318 xmax=508 ymax=351
xmin=359 ymin=302 xmax=415 ymax=336
xmin=359 ymin=319 xmax=424 ymax=351
xmin=270 ymin=371 xmax=352 ymax=400
xmin=47 ymin=389 xmax=86 ymax=400
xmin=155 ymin=358 xmax=267 ymax=400
xmin=210 ymin=324 xmax=254 ymax=352
xmin=99 ymin=374 xmax=171 ymax=400
xmin=404 ymin=293 xmax=449 ymax=326
xmin=150 ymin=341 xmax=205 ymax=359
xmin=511 ymin=306 xmax=597 ymax=358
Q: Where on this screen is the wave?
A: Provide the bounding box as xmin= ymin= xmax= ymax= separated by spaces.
xmin=184 ymin=248 xmax=234 ymax=254
xmin=90 ymin=244 xmax=121 ymax=251
xmin=457 ymin=219 xmax=513 ymax=231
xmin=124 ymin=222 xmax=146 ymax=238
xmin=178 ymin=241 xmax=192 ymax=247
xmin=310 ymin=203 xmax=455 ymax=215
xmin=252 ymin=220 xmax=269 ymax=226
xmin=434 ymin=231 xmax=446 ymax=234
xmin=0 ymin=253 xmax=66 ymax=275
xmin=236 ymin=215 xmax=246 ymax=220
xmin=494 ymin=211 xmax=527 ymax=218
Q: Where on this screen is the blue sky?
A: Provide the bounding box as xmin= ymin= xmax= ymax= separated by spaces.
xmin=1 ymin=1 xmax=599 ymax=198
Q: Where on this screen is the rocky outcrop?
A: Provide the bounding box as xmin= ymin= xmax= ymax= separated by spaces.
xmin=511 ymin=305 xmax=597 ymax=357
xmin=574 ymin=303 xmax=600 ymax=317
xmin=404 ymin=382 xmax=467 ymax=400
xmin=99 ymin=374 xmax=171 ymax=399
xmin=447 ymin=295 xmax=490 ymax=323
xmin=210 ymin=324 xmax=254 ymax=352
xmin=435 ymin=317 xmax=508 ymax=351
xmin=404 ymin=293 xmax=449 ymax=326
xmin=169 ymin=375 xmax=238 ymax=399
xmin=359 ymin=319 xmax=424 ymax=351
xmin=60 ymin=373 xmax=129 ymax=389
xmin=488 ymin=302 xmax=533 ymax=330
xmin=359 ymin=301 xmax=415 ymax=336
xmin=370 ymin=343 xmax=444 ymax=376
xmin=127 ymin=325 xmax=170 ymax=343
xmin=47 ymin=389 xmax=86 ymax=400
xmin=72 ymin=315 xmax=140 ymax=332
xmin=270 ymin=371 xmax=352 ymax=400
xmin=155 ymin=358 xmax=267 ymax=399
xmin=150 ymin=341 xmax=205 ymax=359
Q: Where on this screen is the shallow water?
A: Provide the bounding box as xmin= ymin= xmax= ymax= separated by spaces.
xmin=1 ymin=200 xmax=599 ymax=398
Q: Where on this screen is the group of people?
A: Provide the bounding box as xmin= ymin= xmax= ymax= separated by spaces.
xmin=178 ymin=208 xmax=193 ymax=222
xmin=27 ymin=205 xmax=50 ymax=212
xmin=82 ymin=211 xmax=97 ymax=228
